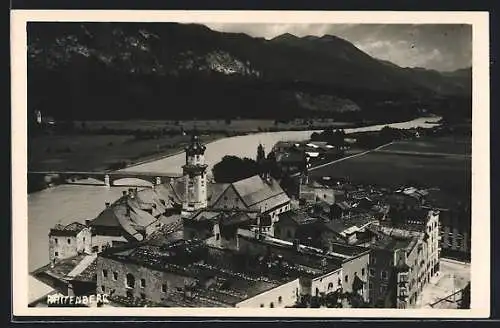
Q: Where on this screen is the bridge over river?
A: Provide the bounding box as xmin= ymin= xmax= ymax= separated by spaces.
xmin=28 ymin=170 xmax=183 ymax=187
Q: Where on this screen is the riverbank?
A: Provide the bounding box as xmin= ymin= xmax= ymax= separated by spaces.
xmin=28 ymin=116 xmax=438 ymax=193
xmin=29 ymin=116 xmax=436 ymax=172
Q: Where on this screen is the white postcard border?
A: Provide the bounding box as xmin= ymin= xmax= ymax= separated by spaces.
xmin=11 ymin=10 xmax=490 ymax=318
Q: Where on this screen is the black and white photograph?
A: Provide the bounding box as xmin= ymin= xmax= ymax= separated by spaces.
xmin=11 ymin=10 xmax=489 ymax=317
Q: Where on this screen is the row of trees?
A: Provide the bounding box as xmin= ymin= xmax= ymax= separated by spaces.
xmin=212 ymin=144 xmax=284 ymax=183
xmin=310 ymin=128 xmax=347 ymax=146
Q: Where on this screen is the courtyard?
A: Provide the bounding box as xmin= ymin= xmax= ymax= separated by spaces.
xmin=416 ymin=258 xmax=471 ymax=309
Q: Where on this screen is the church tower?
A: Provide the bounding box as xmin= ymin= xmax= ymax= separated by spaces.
xmin=182 ymin=134 xmax=208 ymax=215
xmin=298 ymin=150 xmax=310 ymax=197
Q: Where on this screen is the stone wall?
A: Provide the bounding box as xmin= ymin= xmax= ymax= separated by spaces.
xmin=49 ymin=228 xmax=92 ymax=263
xmin=341 ymin=252 xmax=370 ymax=302
xmin=311 ymin=269 xmax=342 ymax=296
xmin=236 ymin=279 xmax=300 ymax=308
xmin=96 ymin=256 xmax=196 ymax=304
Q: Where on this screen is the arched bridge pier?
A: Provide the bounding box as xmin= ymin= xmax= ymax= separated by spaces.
xmin=28 ymin=170 xmax=183 ymax=187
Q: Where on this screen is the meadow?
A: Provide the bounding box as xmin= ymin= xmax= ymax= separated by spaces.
xmin=309 ymin=137 xmax=471 ymax=199
xmin=28 ymin=133 xmax=219 ymax=172
xmin=28 ymin=119 xmax=354 ymax=172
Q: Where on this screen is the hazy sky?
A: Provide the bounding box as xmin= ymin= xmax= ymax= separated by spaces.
xmin=203 ymin=23 xmax=472 ymax=72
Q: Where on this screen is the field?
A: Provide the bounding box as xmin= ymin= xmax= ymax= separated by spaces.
xmin=74 ymin=119 xmax=354 ymax=133
xmin=309 ymin=136 xmax=471 ymax=199
xmin=378 ymin=136 xmax=472 ymax=155
xmin=29 ymin=119 xmax=355 ymax=172
xmin=28 ymin=133 xmax=220 ymax=172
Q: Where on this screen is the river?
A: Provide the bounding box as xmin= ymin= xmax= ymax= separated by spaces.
xmin=26 ymin=116 xmax=441 ymax=297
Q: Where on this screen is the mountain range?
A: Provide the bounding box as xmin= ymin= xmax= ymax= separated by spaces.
xmin=27 ymin=22 xmax=472 ymax=121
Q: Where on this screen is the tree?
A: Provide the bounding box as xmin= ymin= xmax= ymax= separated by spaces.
xmin=459 ymin=282 xmax=471 ymax=309
xmin=256 ymin=144 xmax=265 ymax=163
xmin=310 ymin=131 xmax=320 ymax=141
xmin=212 ymin=156 xmax=260 ymax=183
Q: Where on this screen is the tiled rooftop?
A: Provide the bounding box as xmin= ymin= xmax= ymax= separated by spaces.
xmin=278 ymin=208 xmax=320 ymax=226
xmin=32 ymin=253 xmax=97 ymax=283
xmin=237 ymin=229 xmax=345 ymax=276
xmin=49 ymin=222 xmax=87 ymax=236
xmin=232 ymin=175 xmax=290 ymax=210
xmin=100 ymin=238 xmax=291 ymax=306
xmin=369 ymin=234 xmax=416 ymax=252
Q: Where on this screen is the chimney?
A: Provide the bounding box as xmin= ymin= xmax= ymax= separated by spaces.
xmin=105 ymin=202 xmax=110 ymax=208
xmin=85 ymin=219 xmax=91 ymax=226
xmin=122 ymin=191 xmax=127 ymax=197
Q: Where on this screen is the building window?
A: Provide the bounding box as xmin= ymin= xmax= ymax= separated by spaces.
xmin=140 ymin=278 xmax=146 ymax=288
xmin=260 ymin=304 xmax=264 ymax=307
xmin=216 ymin=233 xmax=220 ymax=241
xmin=369 ymin=269 xmax=375 ymax=277
xmin=381 ymin=271 xmax=388 ymax=280
xmin=54 ymin=238 xmax=58 ymax=244
xmin=162 ymin=284 xmax=167 ymax=293
xmin=126 ymin=290 xmax=133 ymax=298
xmin=83 ymin=237 xmax=85 ymax=243
xmin=362 ymin=268 xmax=365 ymax=276
xmin=102 ymin=269 xmax=108 ymax=278
xmin=54 ymin=251 xmax=58 ymax=257
xmin=270 ymin=302 xmax=274 ymax=308
xmin=338 ymin=278 xmax=342 ymax=286
xmin=126 ymin=273 xmax=135 ymax=288
xmin=101 ymin=285 xmax=105 ymax=293
xmin=67 ymin=238 xmax=71 ymax=245
xmin=345 ymin=275 xmax=348 ymax=283
xmin=328 ymin=282 xmax=334 ymax=290
xmin=278 ymin=296 xmax=283 ymax=304
xmin=113 ymin=272 xmax=118 ymax=281
xmin=371 ymin=257 xmax=376 ymax=264
xmin=140 ymin=293 xmax=146 ymax=300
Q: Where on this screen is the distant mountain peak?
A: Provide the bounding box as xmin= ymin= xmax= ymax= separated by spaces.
xmin=271 ymin=32 xmax=300 ymax=41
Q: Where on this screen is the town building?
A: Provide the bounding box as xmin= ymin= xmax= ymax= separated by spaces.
xmin=209 ymin=175 xmax=291 ymax=229
xmin=32 ymin=253 xmax=98 ymax=299
xmin=49 ymin=222 xmax=92 ymax=264
xmin=95 ymin=226 xmax=370 ymax=308
xmin=37 ymin=132 xmax=453 ymax=309
xmin=87 ymin=193 xmax=166 ymax=252
xmin=438 ymin=208 xmax=471 ymax=260
xmin=368 ymin=209 xmax=441 ymax=308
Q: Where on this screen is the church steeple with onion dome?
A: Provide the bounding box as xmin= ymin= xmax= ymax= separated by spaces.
xmin=182 ymin=134 xmax=208 ymax=214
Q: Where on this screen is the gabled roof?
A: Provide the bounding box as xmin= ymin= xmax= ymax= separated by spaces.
xmin=89 ymin=199 xmax=160 ymax=241
xmin=208 ymin=183 xmax=230 ymax=205
xmin=49 ymin=222 xmax=87 ymax=236
xmin=89 ymin=206 xmax=121 ymax=228
xmin=232 ymin=175 xmax=290 ymax=210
